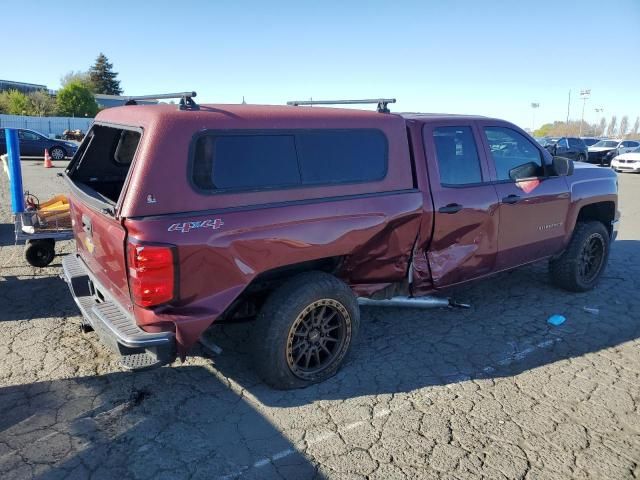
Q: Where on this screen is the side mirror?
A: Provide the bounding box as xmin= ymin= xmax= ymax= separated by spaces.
xmin=552 ymin=156 xmax=574 ymax=177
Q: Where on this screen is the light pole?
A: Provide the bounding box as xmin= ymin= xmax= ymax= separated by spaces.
xmin=530 ymin=102 xmax=539 ymax=132
xmin=579 ymin=89 xmax=591 ymax=136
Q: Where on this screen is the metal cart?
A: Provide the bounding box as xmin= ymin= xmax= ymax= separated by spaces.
xmin=15 ymin=203 xmax=73 ymax=267
xmin=4 ymin=128 xmax=74 ymax=267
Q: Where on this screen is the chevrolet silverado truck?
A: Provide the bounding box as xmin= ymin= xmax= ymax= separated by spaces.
xmin=61 ymin=94 xmax=619 ymax=389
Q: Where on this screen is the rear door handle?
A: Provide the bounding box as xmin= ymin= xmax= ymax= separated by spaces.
xmin=438 ymin=203 xmax=463 ymax=214
xmin=501 ymin=194 xmax=521 ymax=204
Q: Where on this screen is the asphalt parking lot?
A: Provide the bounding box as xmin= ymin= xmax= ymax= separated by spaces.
xmin=0 ymin=159 xmax=638 ymax=480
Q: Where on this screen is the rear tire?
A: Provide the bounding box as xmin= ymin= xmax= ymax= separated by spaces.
xmin=549 ymin=221 xmax=609 ymax=292
xmin=576 ymin=153 xmax=585 ymax=162
xmin=24 ymin=239 xmax=55 ymax=267
xmin=251 ymin=271 xmax=359 ymax=389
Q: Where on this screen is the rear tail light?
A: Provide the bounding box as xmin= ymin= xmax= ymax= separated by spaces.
xmin=127 ymin=241 xmax=177 ymax=307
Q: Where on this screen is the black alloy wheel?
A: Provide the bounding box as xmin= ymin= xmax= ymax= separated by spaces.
xmin=578 ymin=232 xmax=605 ymax=284
xmin=286 ymin=298 xmax=351 ymax=380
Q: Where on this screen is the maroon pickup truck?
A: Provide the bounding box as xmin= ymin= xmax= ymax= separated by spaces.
xmin=62 ymin=95 xmax=619 ymax=389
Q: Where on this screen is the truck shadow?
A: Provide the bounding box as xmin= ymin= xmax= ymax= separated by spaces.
xmin=0 ymin=275 xmax=78 ymax=322
xmin=0 ymin=367 xmax=320 ymax=480
xmin=0 ymin=222 xmax=15 ymax=247
xmin=209 ymin=239 xmax=640 ymax=407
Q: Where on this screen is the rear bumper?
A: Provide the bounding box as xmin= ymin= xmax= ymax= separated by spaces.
xmin=62 ymin=253 xmax=176 ymax=368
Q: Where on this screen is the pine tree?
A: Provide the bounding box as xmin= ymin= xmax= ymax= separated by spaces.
xmin=88 ymin=53 xmax=122 ymax=95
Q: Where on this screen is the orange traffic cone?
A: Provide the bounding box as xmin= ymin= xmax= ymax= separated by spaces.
xmin=43 ymin=149 xmax=53 ymax=168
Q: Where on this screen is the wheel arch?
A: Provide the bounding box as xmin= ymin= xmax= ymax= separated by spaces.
xmin=219 ymin=256 xmax=346 ymax=321
xmin=575 ymin=201 xmax=616 ymax=236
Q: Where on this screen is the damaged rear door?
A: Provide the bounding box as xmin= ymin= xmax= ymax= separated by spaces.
xmin=423 ymin=122 xmax=499 ymax=287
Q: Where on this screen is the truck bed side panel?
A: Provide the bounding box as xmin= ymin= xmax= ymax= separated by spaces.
xmin=124 ymin=191 xmax=423 ymax=353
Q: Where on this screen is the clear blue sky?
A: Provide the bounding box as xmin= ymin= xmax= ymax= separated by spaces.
xmin=2 ymin=0 xmax=639 ymax=130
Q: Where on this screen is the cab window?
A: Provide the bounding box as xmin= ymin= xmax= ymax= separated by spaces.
xmin=484 ymin=127 xmax=544 ymax=181
xmin=431 ymin=126 xmax=483 ymax=185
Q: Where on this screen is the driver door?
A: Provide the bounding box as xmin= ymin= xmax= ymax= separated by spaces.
xmin=478 ymin=123 xmax=570 ymax=270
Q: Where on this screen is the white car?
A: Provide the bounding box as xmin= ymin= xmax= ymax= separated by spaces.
xmin=611 ymin=146 xmax=640 ymax=173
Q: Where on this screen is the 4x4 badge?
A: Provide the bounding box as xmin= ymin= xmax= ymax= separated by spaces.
xmin=168 ymin=218 xmax=224 ymax=233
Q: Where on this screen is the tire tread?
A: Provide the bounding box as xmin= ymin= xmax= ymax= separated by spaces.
xmin=251 ymin=271 xmax=359 ymax=390
xmin=549 ymin=220 xmax=609 ymax=292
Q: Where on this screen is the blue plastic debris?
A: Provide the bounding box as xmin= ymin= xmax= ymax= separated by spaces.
xmin=547 ymin=314 xmax=566 ymax=326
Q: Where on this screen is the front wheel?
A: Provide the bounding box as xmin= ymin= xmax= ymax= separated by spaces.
xmin=549 ymin=221 xmax=610 ymax=292
xmin=49 ymin=147 xmax=65 ymax=160
xmin=251 ymin=271 xmax=360 ymax=389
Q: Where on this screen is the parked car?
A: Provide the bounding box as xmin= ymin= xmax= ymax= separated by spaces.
xmin=618 ymin=139 xmax=640 ymax=154
xmin=581 ymin=137 xmax=600 ymax=147
xmin=588 ymin=139 xmax=623 ymax=166
xmin=0 ymin=128 xmax=78 ymax=159
xmin=611 ymin=146 xmax=640 ymax=173
xmin=542 ymin=136 xmax=588 ymax=162
xmin=61 ymin=98 xmax=619 ymax=389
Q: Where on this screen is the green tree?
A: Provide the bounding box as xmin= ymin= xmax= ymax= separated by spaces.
xmin=56 ymin=82 xmax=99 ymax=117
xmin=606 ymin=115 xmax=617 ymax=137
xmin=88 ymin=53 xmax=122 ymax=95
xmin=0 ymin=89 xmax=29 ymax=115
xmin=618 ymin=115 xmax=629 ymax=138
xmin=533 ymin=123 xmax=553 ymax=137
xmin=61 ymin=70 xmax=94 ymax=91
xmin=26 ymin=90 xmax=57 ymax=116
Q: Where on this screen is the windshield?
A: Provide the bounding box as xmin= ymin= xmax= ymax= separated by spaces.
xmin=592 ymin=140 xmax=618 ymax=148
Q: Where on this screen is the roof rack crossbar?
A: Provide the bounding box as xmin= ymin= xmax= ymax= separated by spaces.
xmin=124 ymin=91 xmax=198 ymax=110
xmin=287 ymin=98 xmax=396 ymax=113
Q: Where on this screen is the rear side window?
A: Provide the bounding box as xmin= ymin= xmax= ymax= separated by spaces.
xmin=191 ymin=130 xmax=387 ymax=192
xmin=296 ymin=131 xmax=387 ymax=184
xmin=432 ymin=126 xmax=483 ymax=185
xmin=568 ymin=138 xmax=584 ymax=148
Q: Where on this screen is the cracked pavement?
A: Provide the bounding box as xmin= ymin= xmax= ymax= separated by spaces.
xmin=0 ymin=159 xmax=638 ymax=479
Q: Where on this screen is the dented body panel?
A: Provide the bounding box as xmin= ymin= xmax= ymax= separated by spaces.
xmin=124 ymin=191 xmax=423 ymax=353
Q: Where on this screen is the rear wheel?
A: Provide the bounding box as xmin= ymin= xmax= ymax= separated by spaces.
xmin=24 ymin=239 xmax=55 ymax=267
xmin=549 ymin=221 xmax=609 ymax=292
xmin=252 ymin=271 xmax=359 ymax=389
xmin=576 ymin=153 xmax=585 ymax=162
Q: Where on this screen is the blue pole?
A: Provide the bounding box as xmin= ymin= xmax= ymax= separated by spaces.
xmin=5 ymin=128 xmax=25 ymax=213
